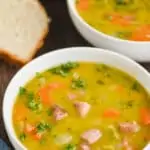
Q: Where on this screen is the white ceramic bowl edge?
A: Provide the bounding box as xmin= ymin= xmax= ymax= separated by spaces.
xmin=3 ymin=47 xmax=150 ymax=150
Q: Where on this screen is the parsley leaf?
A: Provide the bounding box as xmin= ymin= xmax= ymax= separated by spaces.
xmin=36 ymin=122 xmax=52 ymax=133
xmin=49 ymin=62 xmax=79 ymax=77
xmin=71 ymin=78 xmax=86 ymax=89
xmin=64 ymin=144 xmax=76 ymax=150
xmin=25 ymin=92 xmax=42 ymax=111
xmin=47 ymin=108 xmax=53 ymax=116
xmin=27 ymin=100 xmax=41 ymax=111
xmin=19 ymin=87 xmax=27 ymax=96
xmin=116 ymin=0 xmax=132 ymax=5
xmin=131 ymin=81 xmax=140 ymax=92
xmin=61 ymin=62 xmax=79 ymax=70
xmin=27 ymin=92 xmax=34 ymax=100
xmin=96 ymin=64 xmax=109 ymax=72
xmin=19 ymin=133 xmax=26 ymax=141
xmin=96 ymin=80 xmax=105 ymax=85
xmin=36 ymin=72 xmax=43 ymax=78
xmin=119 ymin=100 xmax=134 ymax=109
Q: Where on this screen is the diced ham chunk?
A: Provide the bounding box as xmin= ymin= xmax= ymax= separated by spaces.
xmin=74 ymin=101 xmax=91 ymax=117
xmin=67 ymin=93 xmax=77 ymax=100
xmin=81 ymin=129 xmax=102 ymax=144
xmin=53 ymin=105 xmax=68 ymax=121
xmin=119 ymin=121 xmax=140 ymax=133
xmin=79 ymin=142 xmax=91 ymax=150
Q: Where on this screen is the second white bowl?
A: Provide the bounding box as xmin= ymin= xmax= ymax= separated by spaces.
xmin=67 ymin=0 xmax=150 ymax=62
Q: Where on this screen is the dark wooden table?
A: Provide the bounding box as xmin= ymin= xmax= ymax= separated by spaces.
xmin=0 ymin=0 xmax=150 ymax=149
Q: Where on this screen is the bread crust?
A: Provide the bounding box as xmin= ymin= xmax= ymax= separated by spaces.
xmin=0 ymin=0 xmax=50 ymax=65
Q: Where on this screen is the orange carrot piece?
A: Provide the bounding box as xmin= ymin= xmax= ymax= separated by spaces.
xmin=103 ymin=108 xmax=120 ymax=118
xmin=131 ymin=25 xmax=150 ymax=41
xmin=38 ymin=85 xmax=52 ymax=105
xmin=77 ymin=0 xmax=89 ymax=10
xmin=116 ymin=85 xmax=124 ymax=93
xmin=32 ymin=132 xmax=43 ymax=140
xmin=109 ymin=84 xmax=124 ymax=93
xmin=108 ymin=13 xmax=132 ymax=26
xmin=140 ymin=108 xmax=150 ymax=125
xmin=24 ymin=123 xmax=43 ymax=140
xmin=39 ymin=82 xmax=64 ymax=105
xmin=113 ymin=18 xmax=130 ymax=26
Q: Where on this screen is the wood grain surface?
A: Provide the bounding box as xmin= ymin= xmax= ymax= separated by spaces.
xmin=0 ymin=0 xmax=150 ymax=149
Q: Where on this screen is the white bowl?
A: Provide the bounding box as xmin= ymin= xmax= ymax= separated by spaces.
xmin=3 ymin=47 xmax=150 ymax=150
xmin=67 ymin=0 xmax=150 ymax=62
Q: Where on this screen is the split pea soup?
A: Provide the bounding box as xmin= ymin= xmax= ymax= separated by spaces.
xmin=76 ymin=0 xmax=150 ymax=41
xmin=13 ymin=62 xmax=150 ymax=150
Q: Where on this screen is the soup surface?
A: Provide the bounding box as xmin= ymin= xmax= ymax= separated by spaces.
xmin=76 ymin=0 xmax=150 ymax=41
xmin=13 ymin=62 xmax=150 ymax=150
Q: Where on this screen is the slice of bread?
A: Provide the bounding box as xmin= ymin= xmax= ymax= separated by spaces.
xmin=0 ymin=0 xmax=50 ymax=64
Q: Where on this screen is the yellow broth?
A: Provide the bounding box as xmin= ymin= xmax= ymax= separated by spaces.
xmin=13 ymin=62 xmax=150 ymax=150
xmin=76 ymin=0 xmax=150 ymax=41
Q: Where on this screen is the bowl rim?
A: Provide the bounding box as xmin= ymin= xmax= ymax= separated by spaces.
xmin=67 ymin=0 xmax=150 ymax=44
xmin=3 ymin=47 xmax=150 ymax=150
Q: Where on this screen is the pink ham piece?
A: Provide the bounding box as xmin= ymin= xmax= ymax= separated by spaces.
xmin=119 ymin=121 xmax=140 ymax=133
xmin=53 ymin=105 xmax=68 ymax=121
xmin=81 ymin=129 xmax=102 ymax=144
xmin=79 ymin=143 xmax=91 ymax=150
xmin=74 ymin=101 xmax=91 ymax=117
xmin=67 ymin=93 xmax=77 ymax=101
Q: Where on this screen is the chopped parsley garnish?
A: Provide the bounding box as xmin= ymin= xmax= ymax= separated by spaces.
xmin=61 ymin=62 xmax=79 ymax=70
xmin=36 ymin=122 xmax=52 ymax=133
xmin=49 ymin=62 xmax=79 ymax=77
xmin=40 ymin=138 xmax=46 ymax=145
xmin=36 ymin=72 xmax=43 ymax=78
xmin=27 ymin=92 xmax=34 ymax=100
xmin=19 ymin=133 xmax=26 ymax=141
xmin=47 ymin=108 xmax=53 ymax=116
xmin=18 ymin=87 xmax=42 ymax=111
xmin=120 ymin=100 xmax=134 ymax=109
xmin=19 ymin=88 xmax=41 ymax=112
xmin=96 ymin=64 xmax=109 ymax=72
xmin=96 ymin=80 xmax=105 ymax=85
xmin=116 ymin=0 xmax=132 ymax=5
xmin=27 ymin=100 xmax=41 ymax=111
xmin=64 ymin=144 xmax=76 ymax=150
xmin=19 ymin=87 xmax=27 ymax=96
xmin=71 ymin=78 xmax=86 ymax=89
xmin=126 ymin=100 xmax=134 ymax=108
xmin=96 ymin=64 xmax=111 ymax=77
xmin=51 ymin=67 xmax=68 ymax=77
xmin=26 ymin=91 xmax=42 ymax=111
xmin=131 ymin=81 xmax=140 ymax=92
